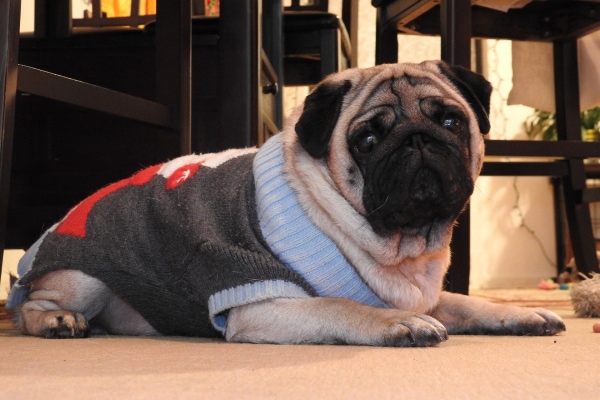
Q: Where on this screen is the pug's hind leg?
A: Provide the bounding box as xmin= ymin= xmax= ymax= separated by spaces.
xmin=18 ymin=304 xmax=90 ymax=339
xmin=15 ymin=270 xmax=110 ymax=338
xmin=226 ymin=297 xmax=448 ymax=347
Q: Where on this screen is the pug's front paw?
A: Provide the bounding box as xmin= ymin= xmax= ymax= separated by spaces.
xmin=507 ymin=308 xmax=566 ymax=336
xmin=473 ymin=307 xmax=565 ymax=336
xmin=378 ymin=313 xmax=448 ymax=347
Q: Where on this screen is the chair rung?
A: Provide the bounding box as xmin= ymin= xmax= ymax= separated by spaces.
xmin=481 ymin=161 xmax=569 ymax=176
xmin=582 ymin=187 xmax=600 ymax=203
xmin=485 ymin=140 xmax=600 ymax=158
xmin=72 ymin=15 xmax=155 ymax=28
xmin=17 ymin=65 xmax=174 ymax=130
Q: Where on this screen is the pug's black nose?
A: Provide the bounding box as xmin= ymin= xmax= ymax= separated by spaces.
xmin=406 ymin=133 xmax=431 ymax=150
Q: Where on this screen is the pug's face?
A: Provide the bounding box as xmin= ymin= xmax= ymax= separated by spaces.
xmin=294 ymin=61 xmax=492 ymax=239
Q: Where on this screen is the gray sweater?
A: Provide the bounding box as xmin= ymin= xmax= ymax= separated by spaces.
xmin=8 ymin=134 xmax=388 ymax=337
xmin=9 ymin=150 xmax=316 ymax=337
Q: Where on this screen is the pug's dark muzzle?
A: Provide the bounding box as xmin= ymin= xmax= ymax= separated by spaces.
xmin=361 ymin=125 xmax=473 ymax=236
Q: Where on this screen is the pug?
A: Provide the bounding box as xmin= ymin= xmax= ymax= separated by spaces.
xmin=7 ymin=61 xmax=565 ymax=346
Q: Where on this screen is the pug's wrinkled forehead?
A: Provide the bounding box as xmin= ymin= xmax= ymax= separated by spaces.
xmin=295 ymin=61 xmax=492 ymax=161
xmin=333 ymin=61 xmax=491 ymax=135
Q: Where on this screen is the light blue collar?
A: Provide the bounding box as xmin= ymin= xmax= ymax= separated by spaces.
xmin=253 ymin=134 xmax=389 ymax=308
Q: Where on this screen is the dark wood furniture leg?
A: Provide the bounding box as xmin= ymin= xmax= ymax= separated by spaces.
xmin=440 ymin=0 xmax=471 ymax=294
xmin=219 ymin=0 xmax=260 ymax=149
xmin=319 ymin=28 xmax=338 ymax=80
xmin=263 ymin=0 xmax=283 ymax=129
xmin=554 ymin=39 xmax=598 ymax=276
xmin=374 ymin=7 xmax=399 ymax=64
xmin=552 ymin=177 xmax=567 ymax=273
xmin=440 ymin=0 xmax=471 ymax=67
xmin=156 ymin=0 xmax=192 ymax=154
xmin=0 ymin=0 xmax=21 ymax=271
xmin=34 ymin=0 xmax=71 ymax=38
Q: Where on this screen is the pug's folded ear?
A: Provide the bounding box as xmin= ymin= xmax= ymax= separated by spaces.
xmin=437 ymin=62 xmax=492 ymax=135
xmin=295 ymin=80 xmax=352 ymax=158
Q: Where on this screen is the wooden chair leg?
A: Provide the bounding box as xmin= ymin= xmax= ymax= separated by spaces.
xmin=262 ymin=0 xmax=284 ymax=129
xmin=155 ymin=0 xmax=192 ymax=155
xmin=0 ymin=0 xmax=21 ymax=273
xmin=552 ymin=177 xmax=567 ymax=273
xmin=319 ymin=28 xmax=338 ymax=79
xmin=219 ymin=0 xmax=260 ymax=149
xmin=562 ymin=161 xmax=599 ymax=275
xmin=554 ymin=39 xmax=600 ymax=276
xmin=440 ymin=0 xmax=471 ymax=68
xmin=446 ymin=210 xmax=471 ymax=294
xmin=440 ymin=0 xmax=472 ymax=294
xmin=374 ymin=10 xmax=398 ymax=64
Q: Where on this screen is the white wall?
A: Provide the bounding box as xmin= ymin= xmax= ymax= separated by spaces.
xmin=1 ymin=251 xmax=24 ymax=300
xmin=470 ymin=40 xmax=556 ymax=289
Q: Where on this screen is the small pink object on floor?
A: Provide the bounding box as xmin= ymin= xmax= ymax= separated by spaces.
xmin=593 ymin=322 xmax=600 ymax=333
xmin=538 ymin=279 xmax=559 ymax=290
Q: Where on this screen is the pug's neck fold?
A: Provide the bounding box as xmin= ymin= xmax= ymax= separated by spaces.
xmin=277 ymin=118 xmax=452 ymax=314
xmin=254 ymin=134 xmax=390 ymax=309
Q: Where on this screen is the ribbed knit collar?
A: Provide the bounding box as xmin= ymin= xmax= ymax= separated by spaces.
xmin=253 ymin=134 xmax=389 ymax=308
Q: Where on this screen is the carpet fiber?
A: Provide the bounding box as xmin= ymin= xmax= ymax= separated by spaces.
xmin=1 ymin=291 xmax=598 ymax=399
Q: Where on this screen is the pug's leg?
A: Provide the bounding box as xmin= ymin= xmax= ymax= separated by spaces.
xmin=15 ymin=269 xmax=157 ymax=338
xmin=226 ymin=297 xmax=448 ymax=347
xmin=430 ymin=291 xmax=566 ymax=336
xmin=15 ymin=270 xmax=103 ymax=338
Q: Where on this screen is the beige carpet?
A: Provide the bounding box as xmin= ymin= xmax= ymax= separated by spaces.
xmin=470 ymin=287 xmax=574 ymax=308
xmin=1 ymin=290 xmax=598 ymax=399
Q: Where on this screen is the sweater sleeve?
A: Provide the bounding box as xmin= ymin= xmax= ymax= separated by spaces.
xmin=191 ymin=240 xmax=315 ymax=334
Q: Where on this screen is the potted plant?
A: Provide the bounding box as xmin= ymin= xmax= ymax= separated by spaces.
xmin=524 ymin=106 xmax=600 ymax=141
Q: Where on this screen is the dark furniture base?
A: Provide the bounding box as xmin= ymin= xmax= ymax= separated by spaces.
xmin=9 ymin=25 xmax=278 ymax=249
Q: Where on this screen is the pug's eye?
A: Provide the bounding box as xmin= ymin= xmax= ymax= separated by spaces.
xmin=353 ymin=132 xmax=379 ymax=154
xmin=442 ymin=115 xmax=463 ymax=134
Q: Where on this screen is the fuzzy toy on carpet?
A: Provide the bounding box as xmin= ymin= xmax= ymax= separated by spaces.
xmin=570 ymin=273 xmax=600 ymax=317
